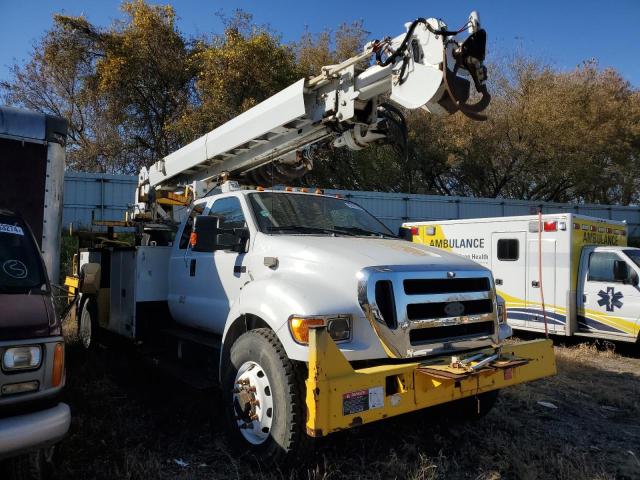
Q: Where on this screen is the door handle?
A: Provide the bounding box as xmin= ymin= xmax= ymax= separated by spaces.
xmin=495 ymin=278 xmax=503 ymax=285
xmin=190 ymin=259 xmax=196 ymax=277
xmin=583 ymin=294 xmax=587 ymax=302
xmin=531 ymin=280 xmax=540 ymax=288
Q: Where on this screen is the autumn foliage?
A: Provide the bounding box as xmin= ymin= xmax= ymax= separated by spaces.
xmin=2 ymin=1 xmax=639 ymax=204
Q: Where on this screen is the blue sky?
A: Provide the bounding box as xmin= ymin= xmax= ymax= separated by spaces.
xmin=1 ymin=0 xmax=639 ymax=86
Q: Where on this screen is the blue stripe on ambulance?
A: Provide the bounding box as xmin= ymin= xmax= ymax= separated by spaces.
xmin=508 ymin=308 xmax=566 ymax=326
xmin=577 ymin=315 xmax=626 ymax=334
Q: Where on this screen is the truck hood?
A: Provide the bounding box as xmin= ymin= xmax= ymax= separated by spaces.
xmin=0 ymin=293 xmax=53 ymax=340
xmin=255 ymin=235 xmax=488 ymax=272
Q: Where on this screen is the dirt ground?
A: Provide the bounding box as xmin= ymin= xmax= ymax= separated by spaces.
xmin=51 ymin=333 xmax=640 ymax=480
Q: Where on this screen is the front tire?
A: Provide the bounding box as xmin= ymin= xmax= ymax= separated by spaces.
xmin=221 ymin=328 xmax=309 ymax=464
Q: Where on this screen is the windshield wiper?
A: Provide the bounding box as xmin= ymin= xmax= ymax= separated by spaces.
xmin=266 ymin=225 xmax=358 ymax=236
xmin=331 ymin=226 xmax=396 ymax=238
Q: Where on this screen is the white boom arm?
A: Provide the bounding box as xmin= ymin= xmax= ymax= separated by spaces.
xmin=138 ymin=12 xmax=489 ymax=207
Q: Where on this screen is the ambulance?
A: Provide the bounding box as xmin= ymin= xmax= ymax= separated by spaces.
xmin=404 ymin=214 xmax=640 ymax=343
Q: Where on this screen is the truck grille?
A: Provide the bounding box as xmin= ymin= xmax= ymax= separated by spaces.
xmin=374 ymin=280 xmax=397 ymax=329
xmin=409 ymin=321 xmax=495 ymax=344
xmin=404 ymin=277 xmax=490 ymax=295
xmin=407 ymin=299 xmax=493 ymax=320
xmin=358 ymin=266 xmax=497 ymax=358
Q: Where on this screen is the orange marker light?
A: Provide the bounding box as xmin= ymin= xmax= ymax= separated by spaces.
xmin=52 ymin=343 xmax=64 ymax=388
xmin=289 ymin=317 xmax=325 ymax=344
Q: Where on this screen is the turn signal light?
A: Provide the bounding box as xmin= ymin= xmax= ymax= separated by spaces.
xmin=289 ymin=317 xmax=325 ymax=344
xmin=52 ymin=343 xmax=65 ymax=388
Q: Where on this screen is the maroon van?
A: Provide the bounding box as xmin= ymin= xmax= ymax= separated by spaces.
xmin=0 ymin=209 xmax=70 ymax=478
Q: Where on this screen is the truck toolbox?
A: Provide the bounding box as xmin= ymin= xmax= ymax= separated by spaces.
xmin=306 ymin=327 xmax=556 ymax=436
xmin=0 ymin=403 xmax=70 ymax=459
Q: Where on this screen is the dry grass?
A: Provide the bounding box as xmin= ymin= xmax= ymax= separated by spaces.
xmin=52 ymin=332 xmax=640 ymax=480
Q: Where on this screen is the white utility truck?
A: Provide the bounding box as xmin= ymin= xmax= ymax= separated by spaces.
xmin=65 ymin=13 xmax=556 ymax=463
xmin=405 ymin=214 xmax=640 ymax=343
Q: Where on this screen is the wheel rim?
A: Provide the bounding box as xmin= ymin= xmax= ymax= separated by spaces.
xmin=79 ymin=307 xmax=92 ymax=349
xmin=232 ymin=361 xmax=274 ymax=445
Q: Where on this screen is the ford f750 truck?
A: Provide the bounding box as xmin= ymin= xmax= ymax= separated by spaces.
xmin=65 ymin=12 xmax=556 ymax=463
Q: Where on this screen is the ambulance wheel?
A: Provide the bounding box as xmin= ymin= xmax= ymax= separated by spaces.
xmin=221 ymin=328 xmax=310 ymax=465
xmin=78 ymin=296 xmax=99 ymax=350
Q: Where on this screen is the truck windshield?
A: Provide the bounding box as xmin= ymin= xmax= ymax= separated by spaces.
xmin=248 ymin=192 xmax=395 ymax=238
xmin=625 ymin=249 xmax=640 ymax=268
xmin=0 ymin=214 xmax=47 ymax=293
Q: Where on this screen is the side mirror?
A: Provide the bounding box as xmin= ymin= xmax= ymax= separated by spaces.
xmin=398 ymin=227 xmax=414 ymax=242
xmin=613 ymin=260 xmax=630 ymax=283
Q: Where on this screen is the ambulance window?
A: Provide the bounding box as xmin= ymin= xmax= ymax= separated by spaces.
xmin=587 ymin=252 xmax=618 ymax=282
xmin=179 ymin=203 xmax=205 ymax=249
xmin=497 ymin=239 xmax=519 ymax=261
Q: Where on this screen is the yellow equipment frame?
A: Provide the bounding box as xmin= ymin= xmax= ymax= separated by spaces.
xmin=306 ymin=327 xmax=556 ymax=437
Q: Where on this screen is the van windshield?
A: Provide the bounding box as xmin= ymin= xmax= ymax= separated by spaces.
xmin=248 ymin=192 xmax=395 ymax=238
xmin=0 ymin=214 xmax=47 ymax=293
xmin=625 ymin=249 xmax=640 ymax=268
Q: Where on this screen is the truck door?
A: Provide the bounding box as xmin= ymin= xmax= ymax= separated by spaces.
xmin=491 ymin=232 xmax=527 ymax=329
xmin=526 ymin=238 xmax=559 ymax=332
xmin=577 ymin=248 xmax=640 ymax=339
xmin=168 ymin=197 xmax=248 ymax=334
xmin=168 ymin=203 xmax=205 ymax=329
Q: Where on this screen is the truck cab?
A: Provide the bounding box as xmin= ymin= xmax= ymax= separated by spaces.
xmin=168 ymin=187 xmax=512 ymax=362
xmin=577 ymin=245 xmax=640 ymax=338
xmin=0 ymin=210 xmax=70 ymax=477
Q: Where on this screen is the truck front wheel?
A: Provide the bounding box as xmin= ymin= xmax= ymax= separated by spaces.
xmin=221 ymin=328 xmax=309 ymax=464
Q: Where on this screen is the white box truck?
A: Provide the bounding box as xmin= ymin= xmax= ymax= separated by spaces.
xmin=404 ymin=214 xmax=640 ymax=343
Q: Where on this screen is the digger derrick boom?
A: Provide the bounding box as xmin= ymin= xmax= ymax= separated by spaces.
xmin=138 ymin=12 xmax=490 ymax=211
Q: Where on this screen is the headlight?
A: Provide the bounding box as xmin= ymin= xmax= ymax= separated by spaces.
xmin=288 ymin=315 xmax=352 ymax=344
xmin=2 ymin=346 xmax=42 ymax=371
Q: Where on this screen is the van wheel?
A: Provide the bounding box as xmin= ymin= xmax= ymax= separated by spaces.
xmin=78 ymin=297 xmax=98 ymax=350
xmin=221 ymin=328 xmax=309 ymax=465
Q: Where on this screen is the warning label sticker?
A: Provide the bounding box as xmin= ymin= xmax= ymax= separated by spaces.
xmin=343 ymin=389 xmax=368 ymax=415
xmin=342 ymin=386 xmax=385 ymax=415
xmin=0 ymin=224 xmax=24 ymax=236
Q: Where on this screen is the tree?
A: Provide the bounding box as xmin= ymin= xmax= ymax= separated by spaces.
xmin=174 ymin=11 xmax=299 ymax=143
xmin=2 ymin=0 xmax=194 ymax=173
